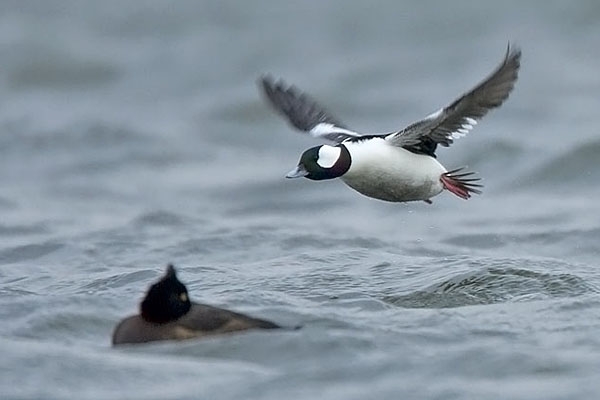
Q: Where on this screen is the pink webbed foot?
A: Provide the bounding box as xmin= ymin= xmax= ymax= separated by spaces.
xmin=440 ymin=168 xmax=483 ymax=200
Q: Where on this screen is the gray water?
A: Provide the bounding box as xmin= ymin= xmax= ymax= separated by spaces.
xmin=1 ymin=1 xmax=600 ymax=399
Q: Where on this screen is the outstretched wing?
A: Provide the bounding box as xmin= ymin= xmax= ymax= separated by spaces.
xmin=386 ymin=44 xmax=521 ymax=150
xmin=260 ymin=76 xmax=363 ymax=143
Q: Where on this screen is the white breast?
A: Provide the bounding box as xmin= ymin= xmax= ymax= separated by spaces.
xmin=341 ymin=138 xmax=446 ymax=202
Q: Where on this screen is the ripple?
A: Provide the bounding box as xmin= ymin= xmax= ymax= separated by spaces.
xmin=444 ymin=228 xmax=600 ymax=257
xmin=0 ymin=223 xmax=49 ymax=237
xmin=80 ymin=270 xmax=156 ymax=294
xmin=384 ymin=266 xmax=595 ymax=309
xmin=132 ymin=210 xmax=188 ymax=228
xmin=8 ymin=44 xmax=119 ymax=90
xmin=280 ymin=235 xmax=385 ymax=251
xmin=0 ymin=287 xmax=37 ymax=297
xmin=0 ymin=243 xmax=63 ymax=264
xmin=0 ymin=121 xmax=148 ymax=154
xmin=443 ymin=233 xmax=506 ymax=250
xmin=0 ymin=196 xmax=17 ymax=209
xmin=18 ymin=307 xmax=112 ymax=344
xmin=515 ymin=139 xmax=600 ymax=190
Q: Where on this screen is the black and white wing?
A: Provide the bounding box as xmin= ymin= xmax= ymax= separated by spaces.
xmin=260 ymin=76 xmax=363 ymax=143
xmin=386 ymin=44 xmax=521 ymax=150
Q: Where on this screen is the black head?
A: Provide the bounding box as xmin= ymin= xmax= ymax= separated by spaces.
xmin=140 ymin=264 xmax=191 ymax=324
xmin=286 ymin=144 xmax=351 ymax=181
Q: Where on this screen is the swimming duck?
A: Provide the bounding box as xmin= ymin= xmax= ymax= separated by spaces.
xmin=112 ymin=265 xmax=280 ymax=345
xmin=260 ymin=45 xmax=521 ymax=203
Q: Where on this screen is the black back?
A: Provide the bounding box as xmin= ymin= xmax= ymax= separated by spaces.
xmin=346 ymin=134 xmax=438 ymax=157
xmin=400 ymin=136 xmax=438 ymax=158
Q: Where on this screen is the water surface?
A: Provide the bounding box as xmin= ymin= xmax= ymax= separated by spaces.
xmin=1 ymin=1 xmax=600 ymax=399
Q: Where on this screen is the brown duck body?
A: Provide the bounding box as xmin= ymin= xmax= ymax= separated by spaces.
xmin=112 ymin=265 xmax=281 ymax=346
xmin=113 ymin=302 xmax=280 ymax=345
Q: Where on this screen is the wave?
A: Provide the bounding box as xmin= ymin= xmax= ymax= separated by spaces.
xmin=512 ymin=138 xmax=600 ymax=189
xmin=384 ymin=265 xmax=596 ymax=309
xmin=0 ymin=242 xmax=63 ymax=265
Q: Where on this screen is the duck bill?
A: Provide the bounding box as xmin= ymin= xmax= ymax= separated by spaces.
xmin=285 ymin=165 xmax=309 ymax=179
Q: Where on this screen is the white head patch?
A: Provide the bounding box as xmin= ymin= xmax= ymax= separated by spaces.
xmin=317 ymin=145 xmax=341 ymax=168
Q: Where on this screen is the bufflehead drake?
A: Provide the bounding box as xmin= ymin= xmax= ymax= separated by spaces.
xmin=112 ymin=265 xmax=280 ymax=345
xmin=260 ymin=45 xmax=521 ymax=203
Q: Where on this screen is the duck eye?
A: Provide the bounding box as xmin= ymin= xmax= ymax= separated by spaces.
xmin=179 ymin=292 xmax=188 ymax=302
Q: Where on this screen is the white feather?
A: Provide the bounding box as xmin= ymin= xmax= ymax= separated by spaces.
xmin=317 ymin=145 xmax=341 ymax=168
xmin=425 ymin=108 xmax=443 ymax=120
xmin=341 ymin=138 xmax=446 ymax=202
xmin=309 ymin=123 xmax=360 ymax=138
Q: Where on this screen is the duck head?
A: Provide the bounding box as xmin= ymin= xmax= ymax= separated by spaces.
xmin=140 ymin=264 xmax=191 ymax=324
xmin=286 ymin=144 xmax=351 ymax=180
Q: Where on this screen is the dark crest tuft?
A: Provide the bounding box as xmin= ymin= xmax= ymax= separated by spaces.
xmin=140 ymin=264 xmax=191 ymax=323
